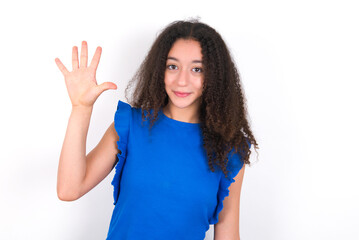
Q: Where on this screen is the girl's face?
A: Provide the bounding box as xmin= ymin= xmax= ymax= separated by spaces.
xmin=164 ymin=39 xmax=204 ymax=112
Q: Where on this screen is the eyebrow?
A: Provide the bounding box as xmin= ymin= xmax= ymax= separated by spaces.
xmin=167 ymin=57 xmax=202 ymax=64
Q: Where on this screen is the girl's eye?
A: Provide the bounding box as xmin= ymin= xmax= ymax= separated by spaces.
xmin=167 ymin=65 xmax=178 ymax=70
xmin=192 ymin=67 xmax=203 ymax=73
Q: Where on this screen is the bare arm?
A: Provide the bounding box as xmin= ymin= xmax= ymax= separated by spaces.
xmin=214 ymin=165 xmax=245 ymax=240
xmin=56 ymin=105 xmax=92 ymax=200
xmin=57 ymin=116 xmax=119 ymax=201
xmin=79 ymin=121 xmax=119 ymax=199
xmin=55 ymin=41 xmax=118 ymax=201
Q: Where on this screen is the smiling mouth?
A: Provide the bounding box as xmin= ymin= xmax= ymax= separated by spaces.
xmin=174 ymin=91 xmax=191 ymax=97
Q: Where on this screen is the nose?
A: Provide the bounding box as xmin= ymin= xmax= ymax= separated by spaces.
xmin=176 ymin=68 xmax=189 ymax=86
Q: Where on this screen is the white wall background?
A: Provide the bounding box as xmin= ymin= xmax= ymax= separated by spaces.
xmin=0 ymin=0 xmax=358 ymax=239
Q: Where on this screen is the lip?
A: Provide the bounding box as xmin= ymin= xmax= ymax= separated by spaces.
xmin=173 ymin=91 xmax=191 ymax=97
xmin=174 ymin=91 xmax=191 ymax=97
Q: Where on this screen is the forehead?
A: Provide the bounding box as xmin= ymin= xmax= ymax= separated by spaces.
xmin=167 ymin=39 xmax=202 ymax=61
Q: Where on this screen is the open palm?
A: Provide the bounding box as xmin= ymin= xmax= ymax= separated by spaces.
xmin=55 ymin=41 xmax=117 ymax=108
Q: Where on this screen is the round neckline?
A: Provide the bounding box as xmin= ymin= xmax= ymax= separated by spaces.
xmin=159 ymin=108 xmax=201 ymax=129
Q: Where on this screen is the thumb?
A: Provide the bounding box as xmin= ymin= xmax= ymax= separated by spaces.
xmin=96 ymin=82 xmax=118 ymax=95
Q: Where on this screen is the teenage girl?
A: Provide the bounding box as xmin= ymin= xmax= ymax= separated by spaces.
xmin=55 ymin=20 xmax=257 ymax=240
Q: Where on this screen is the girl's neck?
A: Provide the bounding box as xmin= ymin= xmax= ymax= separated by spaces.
xmin=162 ymin=103 xmax=200 ymax=124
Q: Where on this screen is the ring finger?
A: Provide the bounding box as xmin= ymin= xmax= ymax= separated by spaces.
xmin=72 ymin=46 xmax=79 ymax=70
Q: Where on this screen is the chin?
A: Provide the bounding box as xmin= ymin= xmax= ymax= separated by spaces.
xmin=171 ymin=101 xmax=192 ymax=109
xmin=167 ymin=90 xmax=201 ymax=110
xmin=170 ymin=98 xmax=200 ymax=110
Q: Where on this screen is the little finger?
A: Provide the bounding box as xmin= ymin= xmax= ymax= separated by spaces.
xmin=55 ymin=58 xmax=70 ymax=76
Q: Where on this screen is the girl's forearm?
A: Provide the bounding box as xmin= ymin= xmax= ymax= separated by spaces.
xmin=57 ymin=106 xmax=93 ymax=201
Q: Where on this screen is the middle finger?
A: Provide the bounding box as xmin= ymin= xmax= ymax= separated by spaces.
xmin=80 ymin=41 xmax=88 ymax=68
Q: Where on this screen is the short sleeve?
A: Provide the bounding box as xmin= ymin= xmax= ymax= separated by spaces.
xmin=111 ymin=100 xmax=132 ymax=205
xmin=209 ymin=139 xmax=251 ymax=224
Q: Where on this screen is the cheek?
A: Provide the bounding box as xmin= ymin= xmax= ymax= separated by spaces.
xmin=194 ymin=77 xmax=204 ymax=91
xmin=164 ymin=75 xmax=169 ymax=88
xmin=164 ymin=72 xmax=172 ymax=86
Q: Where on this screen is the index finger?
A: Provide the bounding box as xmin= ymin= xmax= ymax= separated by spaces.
xmin=89 ymin=46 xmax=102 ymax=71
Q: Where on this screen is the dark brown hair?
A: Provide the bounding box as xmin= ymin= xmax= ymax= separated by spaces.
xmin=125 ymin=19 xmax=258 ymax=179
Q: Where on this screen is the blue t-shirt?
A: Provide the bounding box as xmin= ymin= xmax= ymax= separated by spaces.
xmin=106 ymin=100 xmax=249 ymax=240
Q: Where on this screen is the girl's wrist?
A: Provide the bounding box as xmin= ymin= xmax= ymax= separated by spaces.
xmin=71 ymin=105 xmax=93 ymax=113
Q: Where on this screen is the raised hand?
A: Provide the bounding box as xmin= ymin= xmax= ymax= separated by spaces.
xmin=55 ymin=41 xmax=117 ymax=108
